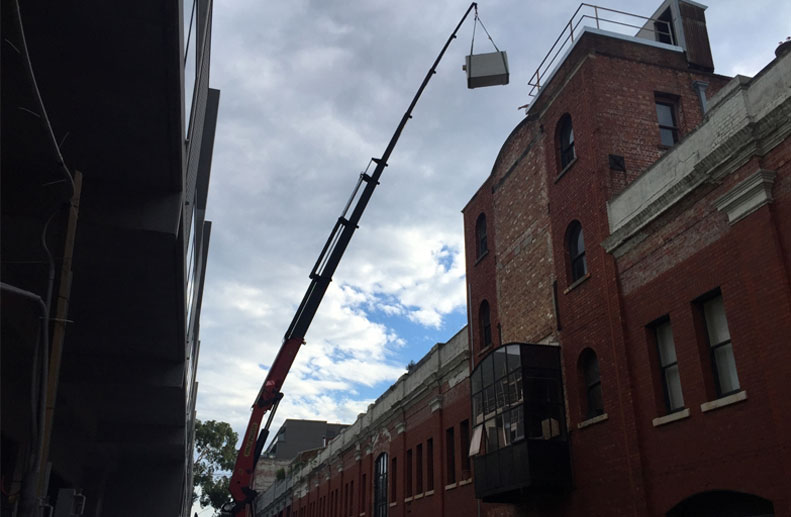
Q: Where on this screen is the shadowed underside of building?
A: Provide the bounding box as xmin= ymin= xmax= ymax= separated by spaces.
xmin=1 ymin=1 xmax=219 ymax=515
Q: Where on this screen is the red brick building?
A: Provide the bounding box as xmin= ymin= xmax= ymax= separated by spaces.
xmin=255 ymin=1 xmax=791 ymax=516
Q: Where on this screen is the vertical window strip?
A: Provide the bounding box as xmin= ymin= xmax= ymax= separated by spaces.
xmin=446 ymin=427 xmax=456 ymax=484
xmin=703 ymin=295 xmax=740 ymax=396
xmin=655 ymin=99 xmax=679 ymax=146
xmin=655 ymin=320 xmax=685 ymax=411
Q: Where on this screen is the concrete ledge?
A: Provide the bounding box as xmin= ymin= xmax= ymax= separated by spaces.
xmin=701 ymin=390 xmax=747 ymax=413
xmin=389 ymin=501 xmax=397 ymax=507
xmin=554 ymin=156 xmax=578 ymax=183
xmin=714 ymin=169 xmax=776 ymax=224
xmin=652 ymin=408 xmax=690 ymax=427
xmin=424 ymin=490 xmax=435 ymax=496
xmin=577 ymin=413 xmax=608 ymax=429
xmin=458 ymin=478 xmax=472 ymax=486
xmin=563 ymin=273 xmax=591 ymax=294
xmin=413 ymin=493 xmax=423 ymax=500
xmin=445 ymin=482 xmax=458 ymax=491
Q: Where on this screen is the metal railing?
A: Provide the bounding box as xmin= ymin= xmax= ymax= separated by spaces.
xmin=527 ymin=3 xmax=675 ymax=99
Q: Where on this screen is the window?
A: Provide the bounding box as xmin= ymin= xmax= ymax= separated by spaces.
xmin=653 ymin=8 xmax=676 ymax=45
xmin=349 ymin=481 xmax=354 ymax=517
xmin=416 ymin=444 xmax=423 ymax=493
xmin=476 ymin=213 xmax=488 ymax=259
xmin=405 ymin=449 xmax=412 ymax=497
xmin=470 ymin=346 xmax=527 ymax=456
xmin=360 ymin=474 xmax=366 ymax=515
xmin=459 ymin=420 xmax=470 ymax=478
xmin=390 ymin=456 xmax=397 ymax=503
xmin=702 ymin=294 xmax=740 ymax=397
xmin=426 ymin=438 xmax=434 ymax=491
xmin=654 ymin=319 xmax=684 ymax=412
xmin=557 ymin=114 xmax=576 ymax=169
xmin=580 ymin=349 xmax=604 ymax=419
xmin=373 ymin=453 xmax=387 ymax=517
xmin=479 ymin=300 xmax=492 ymax=349
xmin=656 ymin=96 xmax=679 ymax=146
xmin=445 ymin=426 xmax=456 ymax=484
xmin=566 ymin=221 xmax=587 ymax=282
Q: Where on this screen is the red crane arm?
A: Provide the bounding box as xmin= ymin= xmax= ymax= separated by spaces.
xmin=224 ymin=4 xmax=477 ymax=515
xmin=228 ymin=336 xmax=303 ymax=511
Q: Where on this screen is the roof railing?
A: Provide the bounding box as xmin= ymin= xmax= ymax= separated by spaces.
xmin=527 ymin=3 xmax=676 ymax=100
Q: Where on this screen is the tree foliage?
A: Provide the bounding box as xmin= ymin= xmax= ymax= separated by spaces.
xmin=193 ymin=419 xmax=238 ymax=514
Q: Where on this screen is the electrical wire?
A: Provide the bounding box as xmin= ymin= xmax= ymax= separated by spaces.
xmin=12 ymin=0 xmax=75 ymax=197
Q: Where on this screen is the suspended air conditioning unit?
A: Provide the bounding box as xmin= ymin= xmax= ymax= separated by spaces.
xmin=464 ymin=51 xmax=509 ymax=89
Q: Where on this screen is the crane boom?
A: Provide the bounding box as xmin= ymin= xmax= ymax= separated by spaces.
xmin=226 ymin=4 xmax=477 ymax=515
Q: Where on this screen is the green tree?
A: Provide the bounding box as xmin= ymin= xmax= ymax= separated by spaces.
xmin=193 ymin=419 xmax=238 ymax=514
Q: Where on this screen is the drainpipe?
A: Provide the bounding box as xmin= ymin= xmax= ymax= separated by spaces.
xmin=36 ymin=171 xmax=82 ymax=500
xmin=1 ymin=282 xmax=48 ymax=516
xmin=692 ymin=80 xmax=709 ymax=114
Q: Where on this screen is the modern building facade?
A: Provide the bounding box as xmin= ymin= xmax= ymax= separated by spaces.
xmin=264 ymin=420 xmax=349 ymax=462
xmin=253 ymin=420 xmax=349 ymax=492
xmin=1 ymin=1 xmax=218 ymax=516
xmin=256 ymin=1 xmax=791 ymax=516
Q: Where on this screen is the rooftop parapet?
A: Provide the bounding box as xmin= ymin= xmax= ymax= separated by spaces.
xmin=525 ymin=1 xmax=712 ymax=108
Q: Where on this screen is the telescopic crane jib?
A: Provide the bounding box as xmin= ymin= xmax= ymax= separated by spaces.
xmin=224 ymin=3 xmax=508 ymax=515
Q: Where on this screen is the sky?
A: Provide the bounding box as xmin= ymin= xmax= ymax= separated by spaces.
xmin=194 ymin=0 xmax=791 ymax=453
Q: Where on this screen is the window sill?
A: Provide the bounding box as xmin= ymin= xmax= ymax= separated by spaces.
xmin=413 ymin=493 xmax=424 ymax=500
xmin=700 ymin=390 xmax=747 ymax=413
xmin=389 ymin=501 xmax=397 ymax=507
xmin=424 ymin=490 xmax=435 ymax=496
xmin=444 ymin=482 xmax=457 ymax=491
xmin=458 ymin=478 xmax=472 ymax=486
xmin=404 ymin=496 xmax=413 ymax=503
xmin=577 ymin=412 xmax=608 ymax=429
xmin=555 ymin=156 xmax=578 ymax=183
xmin=652 ymin=407 xmax=690 ymax=427
xmin=474 ymin=249 xmax=489 ymax=266
xmin=477 ymin=345 xmax=493 ymax=357
xmin=563 ymin=273 xmax=591 ymax=294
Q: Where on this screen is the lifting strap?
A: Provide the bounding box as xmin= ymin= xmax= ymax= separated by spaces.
xmin=469 ymin=5 xmax=503 ymax=55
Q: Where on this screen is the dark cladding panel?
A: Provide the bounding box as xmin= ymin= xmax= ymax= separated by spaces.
xmin=680 ymin=2 xmax=714 ymax=71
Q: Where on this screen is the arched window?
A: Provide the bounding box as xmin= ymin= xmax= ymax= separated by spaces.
xmin=579 ymin=349 xmax=603 ymax=419
xmin=557 ymin=114 xmax=576 ymax=169
xmin=476 ymin=213 xmax=488 ymax=259
xmin=479 ymin=300 xmax=492 ymax=349
xmin=668 ymin=490 xmax=774 ymax=517
xmin=566 ymin=221 xmax=587 ymax=282
xmin=373 ymin=453 xmax=388 ymax=517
